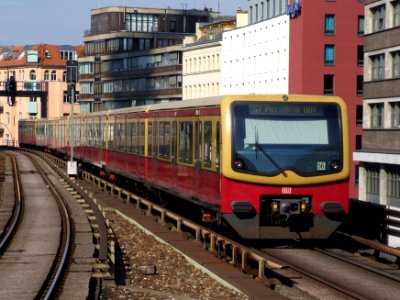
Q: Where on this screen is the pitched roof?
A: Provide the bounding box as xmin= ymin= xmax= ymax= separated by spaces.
xmin=0 ymin=44 xmax=84 ymax=68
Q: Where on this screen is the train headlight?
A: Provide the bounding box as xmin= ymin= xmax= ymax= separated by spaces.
xmin=330 ymin=160 xmax=341 ymax=170
xmin=301 ymin=202 xmax=307 ymax=213
xmin=271 ymin=201 xmax=280 ymax=212
xmin=234 ymin=159 xmax=245 ymax=169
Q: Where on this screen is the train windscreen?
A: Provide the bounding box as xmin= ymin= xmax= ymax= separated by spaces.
xmin=232 ymin=101 xmax=343 ymax=176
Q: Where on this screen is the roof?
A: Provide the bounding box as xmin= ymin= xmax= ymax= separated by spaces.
xmin=0 ymin=44 xmax=84 ymax=68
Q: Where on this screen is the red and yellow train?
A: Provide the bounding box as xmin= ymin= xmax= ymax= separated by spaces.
xmin=19 ymin=94 xmax=350 ymax=239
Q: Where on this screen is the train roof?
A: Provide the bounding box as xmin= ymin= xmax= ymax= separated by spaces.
xmin=104 ymin=95 xmax=224 ymax=117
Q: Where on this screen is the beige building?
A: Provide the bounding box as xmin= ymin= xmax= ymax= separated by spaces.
xmin=182 ymin=10 xmax=248 ymax=100
xmin=0 ymin=44 xmax=82 ymax=146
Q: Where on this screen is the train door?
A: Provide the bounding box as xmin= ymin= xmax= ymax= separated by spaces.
xmin=104 ymin=114 xmax=115 ymax=169
xmin=125 ymin=116 xmax=138 ymax=178
xmin=171 ymin=121 xmax=178 ymax=190
xmin=93 ymin=116 xmax=102 ymax=166
xmin=155 ymin=119 xmax=174 ymax=189
xmin=113 ymin=115 xmax=127 ymax=172
xmin=196 ymin=117 xmax=221 ymax=204
xmin=175 ymin=117 xmax=198 ymax=196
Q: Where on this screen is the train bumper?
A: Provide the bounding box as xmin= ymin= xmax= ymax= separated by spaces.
xmin=222 ymin=212 xmax=343 ymax=239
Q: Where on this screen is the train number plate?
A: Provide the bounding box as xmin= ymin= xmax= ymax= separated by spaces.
xmin=282 ymin=187 xmax=292 ymax=194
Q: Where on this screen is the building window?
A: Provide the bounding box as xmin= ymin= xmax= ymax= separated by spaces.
xmin=261 ymin=2 xmax=264 ymax=20
xmin=357 ymin=75 xmax=363 ymax=96
xmin=371 ymin=5 xmax=385 ymax=32
xmin=44 ymin=70 xmax=50 ymax=81
xmin=357 ymin=45 xmax=364 ymax=66
xmin=393 ymin=0 xmax=400 ymax=27
xmin=392 ymin=51 xmax=400 ymax=78
xmin=387 ymin=166 xmax=400 ymax=199
xmin=370 ymin=103 xmax=384 ymax=128
xmin=324 ymin=45 xmax=335 ymax=65
xmin=170 ymin=19 xmax=176 ymax=32
xmin=51 ymin=71 xmax=57 ymax=81
xmin=255 ymin=4 xmax=259 ymax=22
xmin=366 ymin=165 xmax=380 ymax=196
xmin=356 ymin=135 xmax=362 ymax=150
xmin=30 ymin=70 xmax=36 ymax=80
xmin=324 ymin=74 xmax=334 ymax=95
xmin=391 ymin=102 xmax=400 ymax=128
xmin=125 ymin=13 xmax=159 ymax=32
xmin=371 ymin=54 xmax=385 ymax=80
xmin=356 ymin=105 xmax=363 ymax=127
xmin=325 ymin=14 xmax=335 ymax=35
xmin=358 ymin=16 xmax=364 ymax=35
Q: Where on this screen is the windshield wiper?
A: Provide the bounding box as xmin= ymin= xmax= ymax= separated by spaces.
xmin=255 ymin=129 xmax=288 ymax=177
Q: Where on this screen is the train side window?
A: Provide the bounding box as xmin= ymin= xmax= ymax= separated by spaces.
xmin=178 ymin=121 xmax=193 ymax=165
xmin=88 ymin=123 xmax=93 ymax=146
xmin=127 ymin=121 xmax=136 ymax=153
xmin=216 ymin=121 xmax=220 ymax=172
xmin=138 ymin=122 xmax=145 ymax=155
xmin=101 ymin=121 xmax=106 ymax=148
xmin=172 ymin=122 xmax=177 ymax=163
xmin=94 ymin=122 xmax=98 ymax=147
xmin=158 ymin=121 xmax=171 ymax=160
xmin=148 ymin=122 xmax=153 ymax=157
xmin=108 ymin=122 xmax=114 ymax=150
xmin=117 ymin=120 xmax=125 ymax=152
xmin=114 ymin=121 xmax=119 ymax=151
xmin=203 ymin=121 xmax=212 ymax=168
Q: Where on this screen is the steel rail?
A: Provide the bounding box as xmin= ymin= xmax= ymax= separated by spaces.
xmin=0 ymin=152 xmax=23 ymax=254
xmin=314 ymin=247 xmax=400 ymax=283
xmin=26 ymin=152 xmax=73 ymax=300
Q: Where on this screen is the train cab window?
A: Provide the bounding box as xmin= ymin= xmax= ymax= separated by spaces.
xmin=203 ymin=121 xmax=213 ymax=168
xmin=158 ymin=121 xmax=171 ymax=160
xmin=178 ymin=121 xmax=193 ymax=165
xmin=232 ymin=102 xmax=342 ymax=176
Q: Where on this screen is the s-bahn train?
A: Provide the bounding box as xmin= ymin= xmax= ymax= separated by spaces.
xmin=19 ymin=94 xmax=350 ymax=239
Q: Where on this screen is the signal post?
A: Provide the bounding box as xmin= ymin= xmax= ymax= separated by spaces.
xmin=66 ymin=60 xmax=78 ymax=177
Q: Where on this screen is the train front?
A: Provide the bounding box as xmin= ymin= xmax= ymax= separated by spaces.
xmin=220 ymin=95 xmax=350 ymax=239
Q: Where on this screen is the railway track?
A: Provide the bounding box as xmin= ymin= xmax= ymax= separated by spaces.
xmin=0 ymin=151 xmax=72 ymax=299
xmin=261 ymin=241 xmax=400 ymax=299
xmin=0 ymin=152 xmax=23 ymax=255
xmin=0 ymin=149 xmax=110 ymax=299
xmin=11 ymin=149 xmax=400 ymax=299
xmin=74 ymin=163 xmax=400 ymax=299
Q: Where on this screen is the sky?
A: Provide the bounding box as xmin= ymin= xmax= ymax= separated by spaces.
xmin=0 ymin=0 xmax=248 ymax=46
